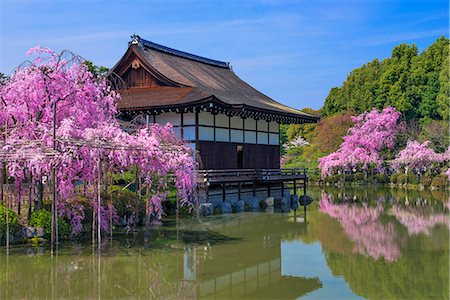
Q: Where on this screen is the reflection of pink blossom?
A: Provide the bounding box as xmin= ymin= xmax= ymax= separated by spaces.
xmin=389 ymin=206 xmax=450 ymax=235
xmin=319 ymin=191 xmax=400 ymax=261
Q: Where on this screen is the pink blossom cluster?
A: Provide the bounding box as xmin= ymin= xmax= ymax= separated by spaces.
xmin=0 ymin=47 xmax=197 ymax=234
xmin=391 ymin=140 xmax=445 ymax=172
xmin=319 ymin=191 xmax=400 ymax=261
xmin=389 ymin=206 xmax=449 ymax=235
xmin=318 ymin=107 xmax=402 ymax=177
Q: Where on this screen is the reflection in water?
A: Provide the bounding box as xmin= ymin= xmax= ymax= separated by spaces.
xmin=0 ymin=187 xmax=448 ymax=299
xmin=389 ymin=205 xmax=450 ymax=235
xmin=319 ymin=191 xmax=400 ymax=261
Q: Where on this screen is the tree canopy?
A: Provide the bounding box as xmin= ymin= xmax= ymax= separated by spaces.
xmin=322 ymin=36 xmax=449 ymax=123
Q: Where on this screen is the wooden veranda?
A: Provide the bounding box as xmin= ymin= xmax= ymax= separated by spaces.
xmin=198 ymin=168 xmax=308 ymax=203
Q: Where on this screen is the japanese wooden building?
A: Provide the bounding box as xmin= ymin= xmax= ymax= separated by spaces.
xmin=110 ymin=35 xmax=319 ymax=205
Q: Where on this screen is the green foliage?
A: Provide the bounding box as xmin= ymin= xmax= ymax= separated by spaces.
xmin=354 ymin=172 xmax=365 ymax=182
xmin=374 ymin=173 xmax=389 ymax=184
xmin=29 ymin=210 xmax=71 ymax=239
xmin=406 ymin=174 xmax=418 ymax=185
xmin=390 ymin=173 xmax=400 ymax=184
xmin=0 ymin=72 xmax=8 ymax=85
xmin=431 ymin=175 xmax=447 ymax=189
xmin=109 ymin=185 xmax=145 ymax=220
xmin=279 ymin=124 xmax=289 ymax=155
xmin=322 ymin=36 xmax=449 ymax=123
xmin=113 ymin=170 xmax=136 ymax=185
xmin=84 ymin=60 xmax=109 ymax=78
xmin=421 ymin=176 xmax=432 ymax=187
xmin=397 ymin=174 xmax=407 ymax=185
xmin=285 ymin=38 xmax=448 ymax=182
xmin=418 ymin=120 xmax=449 ymax=153
xmin=0 ymin=204 xmax=18 ymax=244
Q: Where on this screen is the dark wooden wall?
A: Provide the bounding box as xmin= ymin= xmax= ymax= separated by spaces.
xmin=198 ymin=142 xmax=280 ymax=170
xmin=122 ymin=67 xmax=167 ymax=88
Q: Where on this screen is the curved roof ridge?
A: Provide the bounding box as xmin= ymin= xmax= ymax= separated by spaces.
xmin=130 ymin=34 xmax=230 ymax=69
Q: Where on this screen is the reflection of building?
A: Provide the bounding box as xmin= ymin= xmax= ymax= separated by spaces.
xmin=180 ymin=213 xmax=322 ymax=299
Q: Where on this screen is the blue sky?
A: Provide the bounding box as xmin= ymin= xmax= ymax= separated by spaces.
xmin=0 ymin=0 xmax=448 ymax=110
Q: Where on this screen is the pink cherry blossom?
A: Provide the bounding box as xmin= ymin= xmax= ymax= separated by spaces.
xmin=0 ymin=47 xmax=197 ymax=235
xmin=391 ymin=140 xmax=441 ymax=172
xmin=318 ymin=107 xmax=402 ymax=177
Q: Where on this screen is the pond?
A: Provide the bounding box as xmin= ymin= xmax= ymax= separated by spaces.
xmin=0 ymin=186 xmax=449 ymax=299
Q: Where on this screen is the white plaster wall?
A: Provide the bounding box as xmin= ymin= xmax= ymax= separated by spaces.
xmin=269 ymin=133 xmax=279 ymax=145
xmin=215 ymin=113 xmax=229 ymax=127
xmin=155 ymin=112 xmax=181 ymax=126
xmin=245 ymin=131 xmax=256 ymax=144
xmin=230 ymin=116 xmax=243 ymax=129
xmin=244 ymin=118 xmax=256 ymax=130
xmin=184 ymin=112 xmax=196 ymax=125
xmin=183 ymin=126 xmax=196 ymax=141
xmin=257 ymin=132 xmax=268 ymax=144
xmin=199 ymin=111 xmax=214 ymax=125
xmin=230 ymin=129 xmax=244 ymax=143
xmin=257 ymin=119 xmax=268 ymax=131
xmin=215 ymin=128 xmax=230 ymax=142
xmin=199 ymin=126 xmax=214 ymax=141
xmin=269 ymin=121 xmax=279 ymax=133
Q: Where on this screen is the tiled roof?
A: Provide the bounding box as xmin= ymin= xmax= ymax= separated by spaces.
xmin=131 ymin=35 xmax=230 ymax=69
xmin=112 ymin=35 xmax=320 ymax=123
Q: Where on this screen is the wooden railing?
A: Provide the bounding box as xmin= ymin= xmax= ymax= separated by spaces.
xmin=198 ymin=168 xmax=307 ymax=184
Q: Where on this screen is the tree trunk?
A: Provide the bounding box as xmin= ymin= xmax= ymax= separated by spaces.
xmin=34 ymin=180 xmax=43 ymax=211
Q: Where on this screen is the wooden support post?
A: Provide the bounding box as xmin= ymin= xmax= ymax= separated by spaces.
xmin=0 ymin=163 xmax=3 ymax=205
xmin=238 ymin=183 xmax=241 ymax=200
xmin=205 ymin=182 xmax=209 ymax=203
xmin=267 ymin=183 xmax=271 ymax=197
xmin=97 ymin=159 xmax=101 ymax=250
xmin=293 ymin=180 xmax=297 ymax=195
xmin=28 ymin=173 xmax=32 ymax=220
xmin=5 ymin=166 xmax=9 ymax=248
xmin=281 ymin=181 xmax=284 ymax=197
xmin=222 ymin=184 xmax=226 ymax=202
xmin=134 ymin=167 xmax=139 ymax=229
xmin=253 ymin=181 xmax=256 ymax=197
xmin=109 ymin=173 xmax=113 ymax=241
xmin=303 ymin=178 xmax=307 ymax=217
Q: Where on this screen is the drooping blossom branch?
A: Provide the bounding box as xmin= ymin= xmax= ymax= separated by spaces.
xmin=318 ymin=107 xmax=402 ymax=177
xmin=0 ymin=47 xmax=197 ymax=235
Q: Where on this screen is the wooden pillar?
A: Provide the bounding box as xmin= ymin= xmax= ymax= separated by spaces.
xmin=222 ymin=183 xmax=226 ymax=202
xmin=252 ymin=181 xmax=256 ymax=197
xmin=134 ymin=167 xmax=139 ymax=229
xmin=0 ymin=163 xmax=3 ymax=205
xmin=267 ymin=183 xmax=271 ymax=197
xmin=293 ymin=180 xmax=297 ymax=195
xmin=28 ymin=172 xmax=32 ymax=220
xmin=238 ymin=183 xmax=241 ymax=200
xmin=281 ymin=181 xmax=284 ymax=197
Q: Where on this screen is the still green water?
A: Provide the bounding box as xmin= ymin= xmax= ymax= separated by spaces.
xmin=0 ymin=186 xmax=449 ymax=299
